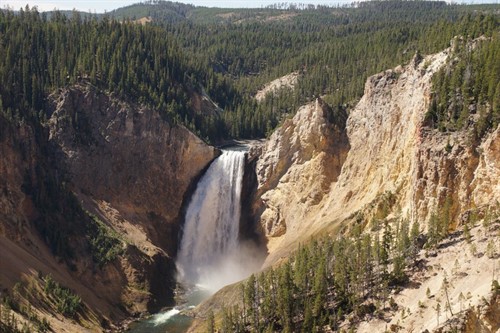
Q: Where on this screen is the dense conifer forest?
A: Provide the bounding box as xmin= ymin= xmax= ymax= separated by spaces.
xmin=0 ymin=1 xmax=498 ymax=141
xmin=0 ymin=1 xmax=499 ymax=332
xmin=427 ymin=32 xmax=500 ymax=139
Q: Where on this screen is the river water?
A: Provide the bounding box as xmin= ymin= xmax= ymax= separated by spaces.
xmin=126 ymin=286 xmax=210 ymax=333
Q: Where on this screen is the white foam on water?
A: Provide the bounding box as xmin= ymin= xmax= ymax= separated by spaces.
xmin=151 ymin=308 xmax=180 ymax=326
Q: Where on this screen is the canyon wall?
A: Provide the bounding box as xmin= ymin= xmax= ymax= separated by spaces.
xmin=0 ymin=83 xmax=218 ymax=330
xmin=255 ymin=48 xmax=499 ymax=264
xmin=47 ymin=83 xmax=218 ymax=257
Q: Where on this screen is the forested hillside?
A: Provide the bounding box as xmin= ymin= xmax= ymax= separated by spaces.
xmin=1 ymin=1 xmax=499 ymax=141
xmin=427 ymin=32 xmax=500 ymax=139
xmin=207 ymin=211 xmax=500 ymax=333
xmin=0 ymin=8 xmax=230 ymax=142
xmin=0 ymin=1 xmax=499 ymax=332
xmin=113 ymin=1 xmax=500 ymax=138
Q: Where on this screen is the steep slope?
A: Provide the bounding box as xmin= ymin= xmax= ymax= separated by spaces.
xmin=252 ymin=98 xmax=349 ymax=252
xmin=255 ymin=72 xmax=300 ymax=102
xmin=47 ymin=82 xmax=217 ymax=257
xmin=187 ymin=42 xmax=499 ymax=333
xmin=0 ymin=83 xmax=218 ymax=331
xmin=357 ymin=220 xmax=499 ymax=333
xmin=255 ymin=46 xmax=499 ymax=264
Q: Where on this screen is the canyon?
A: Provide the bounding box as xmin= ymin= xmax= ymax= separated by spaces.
xmin=0 ymin=44 xmax=498 ymax=333
xmin=190 ymin=46 xmax=499 ymax=331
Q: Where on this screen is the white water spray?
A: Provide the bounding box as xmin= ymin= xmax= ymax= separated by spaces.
xmin=151 ymin=308 xmax=180 ymax=326
xmin=177 ymin=150 xmax=258 ymax=293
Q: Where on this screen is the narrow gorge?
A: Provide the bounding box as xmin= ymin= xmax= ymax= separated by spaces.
xmin=0 ymin=3 xmax=498 ymax=333
xmin=128 ymin=147 xmax=266 ymax=331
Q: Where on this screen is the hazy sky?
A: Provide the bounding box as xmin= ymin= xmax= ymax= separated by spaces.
xmin=2 ymin=0 xmax=498 ymax=12
xmin=1 ymin=0 xmax=356 ymax=12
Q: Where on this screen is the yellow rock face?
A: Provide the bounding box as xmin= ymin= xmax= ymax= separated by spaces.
xmin=255 ymin=48 xmax=499 ymax=266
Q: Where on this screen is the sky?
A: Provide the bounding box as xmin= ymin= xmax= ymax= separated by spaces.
xmin=1 ymin=0 xmax=498 ymax=12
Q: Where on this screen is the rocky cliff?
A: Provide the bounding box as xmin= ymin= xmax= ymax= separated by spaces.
xmin=255 ymin=47 xmax=499 ymax=265
xmin=0 ymin=83 xmax=218 ymax=331
xmin=252 ymin=98 xmax=349 ymax=255
xmin=245 ymin=44 xmax=500 ymax=333
xmin=48 ymin=83 xmax=217 ymax=257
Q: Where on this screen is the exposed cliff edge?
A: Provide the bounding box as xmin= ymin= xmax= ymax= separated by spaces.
xmin=255 ymin=47 xmax=499 ymax=264
xmin=252 ymin=97 xmax=349 ymax=253
xmin=47 ymin=83 xmax=217 ymax=257
xmin=244 ymin=45 xmax=499 ymax=332
xmin=0 ymin=83 xmax=218 ymax=331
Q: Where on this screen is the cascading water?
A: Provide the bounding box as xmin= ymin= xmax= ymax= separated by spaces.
xmin=128 ymin=147 xmax=263 ymax=332
xmin=176 ymin=150 xmax=249 ymax=292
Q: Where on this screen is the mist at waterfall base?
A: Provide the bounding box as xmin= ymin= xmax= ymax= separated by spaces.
xmin=176 ymin=150 xmax=262 ymax=293
xmin=128 ymin=148 xmax=263 ymax=332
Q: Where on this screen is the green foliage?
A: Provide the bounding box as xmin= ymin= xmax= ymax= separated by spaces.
xmin=214 ymin=216 xmax=423 ymax=332
xmin=427 ymin=196 xmax=455 ymax=248
xmin=0 ymin=7 xmax=225 ymax=142
xmin=392 ymin=219 xmax=410 ymax=284
xmin=110 ymin=0 xmax=194 ymax=23
xmin=86 ymin=212 xmax=124 ymax=267
xmin=1 ymin=3 xmax=498 ymax=332
xmin=0 ymin=284 xmax=52 ymax=333
xmin=43 ymin=274 xmax=82 ymax=318
xmin=427 ymin=28 xmax=500 ymax=138
xmin=1 ymin=2 xmax=498 ymax=143
xmin=159 ymin=2 xmax=499 ymax=139
xmin=441 ymin=274 xmax=454 ymax=317
xmin=409 ymin=221 xmax=421 ymax=260
xmin=486 ymin=239 xmax=497 ymax=259
xmin=381 ymin=220 xmax=392 ymax=275
xmin=212 ymin=195 xmax=490 ymax=331
xmin=492 ymin=280 xmax=500 ymax=295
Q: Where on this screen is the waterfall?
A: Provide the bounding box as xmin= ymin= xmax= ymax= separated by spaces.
xmin=176 ymin=150 xmax=248 ymax=292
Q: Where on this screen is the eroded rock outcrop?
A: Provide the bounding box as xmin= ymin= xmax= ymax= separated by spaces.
xmin=253 ymin=98 xmax=349 ymax=251
xmin=0 ymin=82 xmax=218 ymax=330
xmin=46 ymin=83 xmax=218 ymax=311
xmin=48 ymin=83 xmax=217 ymax=256
xmin=412 ymin=98 xmax=499 ymax=226
xmin=255 ymin=48 xmax=499 ymax=264
xmin=462 ymin=294 xmax=500 ymax=333
xmin=255 ymin=71 xmax=300 ymax=102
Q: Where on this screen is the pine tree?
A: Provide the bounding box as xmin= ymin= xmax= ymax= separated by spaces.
xmin=381 ymin=220 xmax=392 ymax=277
xmin=302 ymin=301 xmax=313 ymax=333
xmin=428 ymin=211 xmax=440 ymax=247
xmin=244 ymin=274 xmax=258 ymax=329
xmin=441 ymin=272 xmax=454 ymax=318
xmin=277 ymin=262 xmax=294 ymax=332
xmin=312 ymin=257 xmax=327 ymax=318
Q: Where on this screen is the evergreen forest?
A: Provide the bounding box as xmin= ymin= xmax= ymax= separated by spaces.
xmin=211 ymin=208 xmax=500 ymax=333
xmin=0 ymin=1 xmax=499 ymax=142
xmin=0 ymin=1 xmax=499 ymax=332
